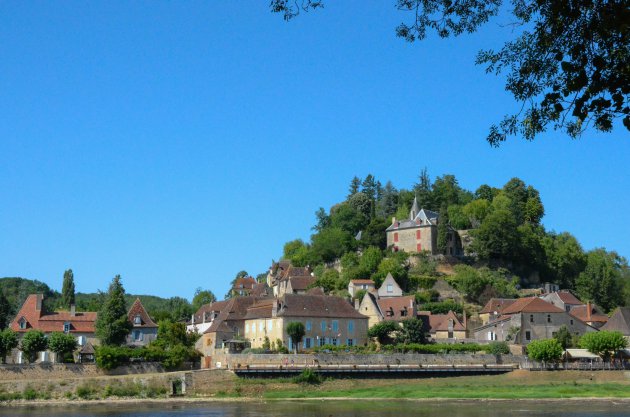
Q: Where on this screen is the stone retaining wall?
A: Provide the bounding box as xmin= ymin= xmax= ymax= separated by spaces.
xmin=0 ymin=362 xmax=167 ymax=381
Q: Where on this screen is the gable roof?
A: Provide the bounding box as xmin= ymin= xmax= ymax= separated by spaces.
xmin=127 ymin=298 xmax=158 ymax=328
xmin=480 ymin=298 xmax=517 ymax=314
xmin=287 ymin=276 xmax=316 ymax=291
xmin=232 ymin=276 xmax=257 ymax=290
xmin=569 ymin=304 xmax=609 ymax=324
xmin=501 ymin=297 xmax=565 ymax=314
xmin=386 ymin=208 xmax=440 ymax=231
xmin=555 ymin=291 xmax=583 ymax=305
xmin=10 ymin=294 xmax=97 ymax=334
xmin=277 ymin=294 xmax=367 ymax=319
xmin=601 ymin=307 xmax=630 ymax=335
xmin=424 ymin=311 xmax=465 ymax=333
xmin=376 ymin=296 xmax=415 ymax=322
xmin=378 ymin=273 xmax=402 ymax=295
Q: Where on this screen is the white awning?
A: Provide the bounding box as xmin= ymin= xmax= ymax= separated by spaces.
xmin=564 ymin=349 xmax=600 ymax=359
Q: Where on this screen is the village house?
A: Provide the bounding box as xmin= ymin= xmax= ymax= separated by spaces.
xmin=126 ymin=298 xmax=158 ymax=346
xmin=479 ymin=298 xmax=517 ymax=325
xmin=377 ymin=273 xmax=403 ymax=298
xmin=347 ymin=279 xmax=375 ymax=298
xmin=265 ymin=261 xmax=315 ymax=297
xmin=540 ymin=290 xmax=584 ymax=312
xmin=473 ymin=297 xmax=597 ymax=345
xmin=601 ymin=307 xmax=630 ymax=341
xmin=9 ymin=294 xmax=97 ymax=363
xmin=385 ymin=197 xmax=463 ymax=256
xmin=230 ymin=276 xmax=258 ymax=297
xmin=568 ymin=302 xmax=609 ymax=328
xmin=418 ymin=310 xmax=467 ymax=340
xmin=358 ymin=292 xmax=416 ymax=328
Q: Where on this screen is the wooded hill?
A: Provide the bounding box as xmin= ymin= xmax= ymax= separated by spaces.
xmin=281 ymin=170 xmax=630 ymax=313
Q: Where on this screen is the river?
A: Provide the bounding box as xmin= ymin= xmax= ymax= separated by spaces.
xmin=1 ymin=400 xmax=630 ymax=417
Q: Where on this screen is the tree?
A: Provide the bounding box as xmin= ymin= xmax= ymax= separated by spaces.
xmin=0 ymin=329 xmax=18 ymax=364
xmin=192 ymin=288 xmax=216 ymax=311
xmin=527 ymin=339 xmax=563 ymax=364
xmin=310 ymin=227 xmax=355 ymax=263
xmin=579 ymin=331 xmax=628 ymax=361
xmin=311 ymin=269 xmax=340 ymax=293
xmin=413 ymin=167 xmax=433 ymax=209
xmin=0 ymin=291 xmax=11 ymax=330
xmin=61 ymin=269 xmax=76 ymax=309
xmin=367 ymin=321 xmax=400 ymax=345
xmin=95 ymin=275 xmax=132 ymax=346
xmin=377 ymin=180 xmax=399 ymax=218
xmin=554 ymin=325 xmax=573 ymax=349
xmin=20 ymin=330 xmax=48 ymax=363
xmin=312 ymin=207 xmax=331 ymax=232
xmin=348 ymin=176 xmax=361 ymax=198
xmin=487 ymin=341 xmax=510 ymax=355
xmin=575 ymin=249 xmax=625 ymax=312
xmin=286 ymin=322 xmax=305 ymax=353
xmin=396 ymin=318 xmax=426 ymax=344
xmin=271 ymin=1 xmax=630 ymax=143
xmin=469 ymin=209 xmax=520 ymax=261
xmin=48 ymin=331 xmax=78 ymax=363
xmin=436 ymin=205 xmax=449 ymax=254
xmin=541 ymin=232 xmax=586 ymax=290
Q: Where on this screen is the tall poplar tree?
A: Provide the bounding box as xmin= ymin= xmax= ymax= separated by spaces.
xmin=95 ymin=275 xmax=132 ymax=346
xmin=0 ymin=291 xmax=11 ymax=330
xmin=61 ymin=269 xmax=75 ymax=309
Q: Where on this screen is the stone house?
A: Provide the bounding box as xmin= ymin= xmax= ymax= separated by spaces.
xmin=601 ymin=307 xmax=630 ymax=341
xmin=539 ymin=291 xmax=584 ymax=312
xmin=230 ymin=276 xmax=258 ymax=297
xmin=418 ymin=310 xmax=467 ymax=340
xmin=473 ymin=297 xmax=597 ymax=345
xmin=265 ymin=261 xmax=314 ymax=297
xmin=568 ymin=302 xmax=609 ymax=328
xmin=347 ymin=279 xmax=375 ymax=298
xmin=385 ymin=197 xmax=462 ymax=256
xmin=126 ymin=298 xmax=158 ymax=346
xmin=479 ymin=298 xmax=517 ymax=325
xmin=358 ymin=292 xmax=416 ymax=328
xmin=276 ymin=275 xmax=316 ymax=297
xmin=377 ymin=273 xmax=403 ymax=298
xmin=9 ymin=294 xmax=97 ymax=363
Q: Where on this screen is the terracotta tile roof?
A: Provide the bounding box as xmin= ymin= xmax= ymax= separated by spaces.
xmin=480 ymin=298 xmax=517 ymax=314
xmin=350 ymin=279 xmax=375 ymax=285
xmin=10 ymin=294 xmax=97 ymax=334
xmin=376 ymin=296 xmax=415 ymax=322
xmin=601 ymin=307 xmax=630 ymax=335
xmin=568 ymin=305 xmax=608 ymax=324
xmin=243 ymin=299 xmax=275 ymax=320
xmin=232 ymin=276 xmax=257 ymax=290
xmin=555 ymin=291 xmax=583 ymax=305
xmin=306 ymin=287 xmax=325 ymax=296
xmin=287 ymin=276 xmax=316 ymax=291
xmin=278 ymin=294 xmax=367 ymax=319
xmin=501 ymin=297 xmax=565 ymax=314
xmin=192 ymin=300 xmax=230 ymax=324
xmin=418 ymin=311 xmax=465 ymax=333
xmin=127 ymin=298 xmax=158 ymax=328
xmin=203 ymin=297 xmax=260 ymax=334
xmin=251 ymin=283 xmax=272 ymax=297
xmin=79 ymin=342 xmax=95 ymax=355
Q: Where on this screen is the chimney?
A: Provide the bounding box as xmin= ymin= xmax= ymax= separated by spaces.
xmin=392 ymin=216 xmax=397 ymax=226
xmin=587 ymin=301 xmax=592 ymax=323
xmin=354 ymin=298 xmax=360 ymax=310
xmin=70 ymin=304 xmax=76 ymax=317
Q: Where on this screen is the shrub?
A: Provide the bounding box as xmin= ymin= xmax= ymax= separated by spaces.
xmin=95 ymin=345 xmax=133 ymax=370
xmin=412 ymin=275 xmax=438 ymax=290
xmin=486 ymin=341 xmax=510 ymax=355
xmin=419 ymin=299 xmax=463 ymax=314
xmin=22 ymin=387 xmax=38 ymax=400
xmin=293 ymin=368 xmax=323 ymax=384
xmin=527 ymin=339 xmax=563 ymax=363
xmin=76 ymin=384 xmax=99 ymax=399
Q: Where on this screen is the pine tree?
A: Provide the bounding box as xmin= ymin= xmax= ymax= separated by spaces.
xmin=348 ymin=176 xmax=361 ymax=198
xmin=0 ymin=291 xmax=11 ymax=330
xmin=95 ymin=275 xmax=132 ymax=346
xmin=437 ymin=205 xmax=449 ymax=254
xmin=414 ymin=168 xmax=432 ymax=209
xmin=61 ymin=269 xmax=75 ymax=309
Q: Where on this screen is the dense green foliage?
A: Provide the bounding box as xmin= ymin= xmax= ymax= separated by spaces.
xmin=553 ymin=325 xmax=574 ymax=349
xmin=367 ymin=321 xmax=400 ymax=345
xmin=192 ymin=288 xmax=216 ymax=311
xmin=286 ymin=322 xmax=306 ymax=353
xmin=579 ymin=331 xmax=628 ymax=360
xmin=0 ymin=328 xmax=18 ymax=364
xmin=47 ymin=331 xmax=78 ymax=363
xmin=527 ymin=339 xmax=563 ymax=363
xmin=95 ymin=275 xmax=132 ymax=346
xmin=0 ymin=290 xmax=11 ymax=330
xmin=487 ymin=341 xmax=510 ymax=355
xmin=395 ymin=318 xmax=426 ymax=344
xmin=292 ymin=368 xmax=323 ymax=384
xmin=20 ymin=330 xmax=48 ymax=363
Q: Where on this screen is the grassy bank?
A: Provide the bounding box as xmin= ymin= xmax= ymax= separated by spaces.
xmin=228 ymin=370 xmax=630 ymax=400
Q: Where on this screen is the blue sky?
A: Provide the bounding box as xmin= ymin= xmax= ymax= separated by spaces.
xmin=1 ymin=2 xmax=628 ymax=301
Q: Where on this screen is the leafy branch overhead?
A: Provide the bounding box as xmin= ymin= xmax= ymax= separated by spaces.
xmin=270 ymin=0 xmax=630 ymax=145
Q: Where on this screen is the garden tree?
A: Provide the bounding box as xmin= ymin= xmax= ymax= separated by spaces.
xmin=0 ymin=328 xmax=18 ymax=364
xmin=286 ymin=322 xmax=305 ymax=353
xmin=359 ymin=246 xmax=384 ymax=276
xmin=469 ymin=208 xmax=520 ymax=261
xmin=155 ymin=320 xmax=198 ymax=348
xmin=450 ymin=265 xmax=518 ymax=304
xmin=311 ymin=269 xmax=340 ymax=293
xmin=575 ymin=249 xmax=625 ymax=312
xmin=354 ymin=289 xmax=368 ymax=302
xmin=554 ymin=325 xmax=574 ymax=349
xmin=47 ymin=331 xmax=78 ymax=363
xmin=20 ymin=330 xmax=48 ymax=363
xmin=367 ymin=320 xmax=400 ymax=345
xmin=310 ymin=227 xmax=355 ymax=263
xmin=541 ymin=232 xmax=586 ymax=290
xmin=396 ymin=318 xmax=426 ymax=344
xmin=166 ymin=297 xmax=194 ymax=321
xmin=413 ymin=167 xmax=433 ymax=209
xmin=95 ymin=275 xmax=132 ymax=346
xmin=579 ymin=331 xmax=628 ymax=360
xmin=61 ymin=269 xmax=75 ymax=309
xmin=376 ymin=181 xmax=398 ymax=218
xmin=271 ymin=0 xmax=630 ymax=143
xmin=191 ymin=288 xmax=216 ymax=311
xmin=396 ymin=189 xmax=415 ymax=216
xmin=348 ymin=176 xmax=361 ymax=197
xmin=526 ymin=339 xmax=563 ymax=364
xmin=347 ymin=192 xmax=373 ymax=220
xmin=340 ymin=252 xmax=360 ymax=270
xmin=0 ymin=290 xmax=11 ymax=329
xmin=487 ymin=341 xmax=510 ymax=355
xmin=436 ymin=205 xmax=449 ymax=254
xmin=312 ymin=207 xmax=331 ymax=232
xmin=462 ymin=198 xmax=491 ymax=228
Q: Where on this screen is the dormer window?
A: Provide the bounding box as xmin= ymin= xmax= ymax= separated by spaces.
xmin=63 ymin=322 xmax=71 ymax=333
xmin=18 ymin=317 xmax=27 ymax=329
xmin=134 ymin=315 xmax=142 ymax=325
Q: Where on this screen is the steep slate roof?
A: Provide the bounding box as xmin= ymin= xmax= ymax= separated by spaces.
xmin=203 ymin=297 xmax=260 ymax=334
xmin=376 ymin=296 xmax=415 ymax=322
xmin=127 ymin=298 xmax=158 ymax=328
xmin=287 ymin=276 xmax=316 ymax=291
xmin=10 ymin=294 xmax=97 ymax=334
xmin=386 ymin=208 xmax=440 ymax=231
xmin=277 ymin=294 xmax=366 ymax=319
xmin=501 ymin=297 xmax=565 ymax=314
xmin=601 ymin=307 xmax=630 ymax=335
xmin=569 ymin=304 xmax=609 ymax=324
xmin=480 ymin=298 xmax=517 ymax=314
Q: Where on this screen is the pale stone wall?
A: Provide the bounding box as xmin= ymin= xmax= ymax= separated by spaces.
xmin=433 ymin=330 xmax=467 ymax=340
xmin=387 ymin=226 xmax=435 ymax=254
xmin=358 ymin=295 xmax=382 ymax=328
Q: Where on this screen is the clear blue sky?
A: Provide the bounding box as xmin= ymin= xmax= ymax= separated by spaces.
xmin=1 ymin=2 xmax=628 ymax=301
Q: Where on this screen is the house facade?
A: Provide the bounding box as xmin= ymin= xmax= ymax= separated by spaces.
xmin=540 ymin=291 xmax=584 ymax=312
xmin=347 ymin=279 xmax=375 ymax=298
xmin=418 ymin=310 xmax=467 ymax=340
xmin=377 ymin=273 xmax=403 ymax=298
xmin=385 ymin=198 xmax=463 ymax=256
xmin=601 ymin=307 xmax=630 ymax=341
xmin=126 ymin=298 xmax=158 ymax=346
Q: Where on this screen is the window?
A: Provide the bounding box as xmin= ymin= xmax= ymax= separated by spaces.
xmin=63 ymin=322 xmax=71 ymax=333
xmin=565 ymin=306 xmax=571 ymax=312
xmin=331 ymin=338 xmax=338 ymax=346
xmin=570 ymin=319 xmax=574 ymax=325
xmin=332 ymin=320 xmax=339 ymax=332
xmin=321 ymin=320 xmax=327 ymax=332
xmin=267 ymin=320 xmax=273 ymax=331
xmin=347 ymin=339 xmax=354 ymax=346
xmin=401 ymin=308 xmax=408 ymax=317
xmin=348 ymin=321 xmax=354 ymax=333
xmin=416 ymin=230 xmax=421 ymax=239
xmin=530 ymin=315 xmax=534 ymax=323
xmin=19 ymin=318 xmax=27 ymax=329
xmin=319 ymin=337 xmax=326 ymax=347
xmin=304 ymin=338 xmax=311 ymax=349
xmin=547 ymin=314 xmax=551 ymax=323
xmin=394 ymin=233 xmax=399 ymax=242
xmin=245 ymin=323 xmax=249 ymax=334
xmin=387 ymin=284 xmax=393 ymax=293
xmin=133 ymin=330 xmax=142 ymax=341
xmin=134 ymin=315 xmax=141 ymax=325
xmin=306 ymin=321 xmax=312 ymax=331
xmin=259 ymin=321 xmax=263 ymax=331
xmin=525 ymin=331 xmax=531 ymax=341
xmin=448 ymin=330 xmax=454 ymax=338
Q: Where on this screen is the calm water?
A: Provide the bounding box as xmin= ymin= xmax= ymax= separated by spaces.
xmin=1 ymin=401 xmax=630 ymax=417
